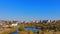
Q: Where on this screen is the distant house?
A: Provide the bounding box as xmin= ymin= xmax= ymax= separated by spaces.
xmin=11 ymin=22 xmax=18 ymax=26
xmin=2 ymin=24 xmax=9 ymax=27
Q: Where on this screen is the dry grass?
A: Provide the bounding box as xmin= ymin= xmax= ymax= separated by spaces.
xmin=0 ymin=26 xmax=17 ymax=34
xmin=18 ymin=31 xmax=28 ymax=34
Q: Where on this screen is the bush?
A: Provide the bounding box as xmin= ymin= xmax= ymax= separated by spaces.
xmin=29 ymin=30 xmax=34 ymax=34
xmin=37 ymin=30 xmax=42 ymax=34
xmin=19 ymin=25 xmax=25 ymax=31
xmin=0 ymin=25 xmax=2 ymax=28
xmin=56 ymin=26 xmax=60 ymax=31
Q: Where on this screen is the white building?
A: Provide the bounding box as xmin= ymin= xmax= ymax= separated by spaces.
xmin=11 ymin=22 xmax=18 ymax=26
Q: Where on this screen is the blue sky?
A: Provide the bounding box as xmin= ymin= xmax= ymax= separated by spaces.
xmin=0 ymin=0 xmax=60 ymax=21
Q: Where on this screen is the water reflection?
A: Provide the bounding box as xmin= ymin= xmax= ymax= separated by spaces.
xmin=25 ymin=27 xmax=38 ymax=32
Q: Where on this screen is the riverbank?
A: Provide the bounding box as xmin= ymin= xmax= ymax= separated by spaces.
xmin=18 ymin=30 xmax=60 ymax=34
xmin=0 ymin=26 xmax=18 ymax=34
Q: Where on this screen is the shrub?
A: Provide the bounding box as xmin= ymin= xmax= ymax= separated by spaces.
xmin=29 ymin=30 xmax=34 ymax=34
xmin=19 ymin=25 xmax=25 ymax=31
xmin=37 ymin=30 xmax=42 ymax=34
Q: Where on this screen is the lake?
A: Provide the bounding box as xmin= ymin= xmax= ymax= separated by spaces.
xmin=25 ymin=27 xmax=38 ymax=32
xmin=11 ymin=27 xmax=38 ymax=34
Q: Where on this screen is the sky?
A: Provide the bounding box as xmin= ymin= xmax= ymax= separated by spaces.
xmin=0 ymin=0 xmax=60 ymax=21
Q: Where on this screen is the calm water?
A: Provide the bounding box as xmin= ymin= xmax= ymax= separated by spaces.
xmin=10 ymin=31 xmax=18 ymax=34
xmin=25 ymin=27 xmax=38 ymax=32
xmin=11 ymin=29 xmax=18 ymax=34
xmin=11 ymin=27 xmax=38 ymax=34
